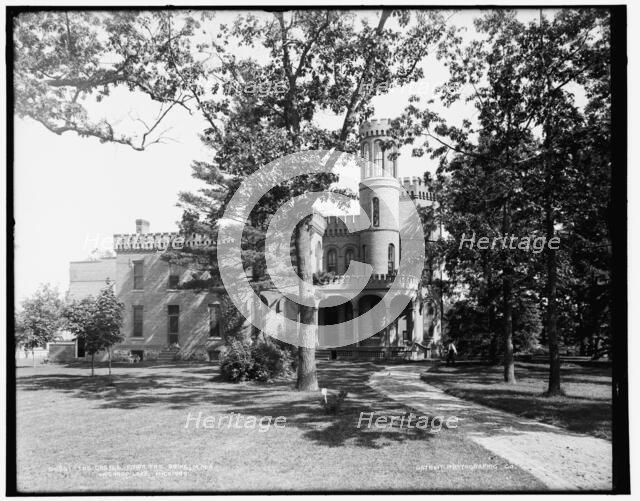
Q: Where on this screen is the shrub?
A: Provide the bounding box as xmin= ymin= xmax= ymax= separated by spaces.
xmin=111 ymin=350 xmax=131 ymax=363
xmin=219 ymin=339 xmax=253 ymax=382
xmin=251 ymin=341 xmax=293 ymax=381
xmin=145 ymin=349 xmax=160 ymax=362
xmin=320 ymin=389 xmax=348 ymax=414
xmin=219 ymin=339 xmax=293 ymax=382
xmin=173 ymin=348 xmax=209 ymax=362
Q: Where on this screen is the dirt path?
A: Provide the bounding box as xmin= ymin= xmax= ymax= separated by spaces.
xmin=369 ymin=365 xmax=612 ymax=491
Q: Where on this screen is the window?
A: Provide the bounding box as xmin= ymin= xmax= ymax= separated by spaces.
xmin=133 ymin=260 xmax=144 ymax=290
xmin=372 ymin=197 xmax=380 ymax=227
xmin=132 ymin=306 xmax=144 ymax=337
xmin=168 ymin=273 xmax=180 ymax=289
xmin=345 ymin=249 xmax=354 ymax=270
xmin=168 ymin=305 xmax=179 ymax=335
xmin=362 ymin=245 xmax=367 ymax=263
xmin=209 ymin=303 xmax=221 ymax=338
xmin=374 ymin=142 xmax=383 ymax=176
xmin=327 ymin=249 xmax=337 ymax=273
xmin=388 ymin=243 xmax=396 ymax=274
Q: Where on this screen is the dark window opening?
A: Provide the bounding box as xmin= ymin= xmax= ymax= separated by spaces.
xmin=209 ymin=303 xmax=221 ymax=338
xmin=132 ymin=305 xmax=144 ymax=337
xmin=388 ymin=243 xmax=396 ymax=274
xmin=372 ymin=198 xmax=380 ymax=227
xmin=133 ymin=261 xmax=144 ymax=290
xmin=327 ymin=249 xmax=337 ymax=273
xmin=345 ymin=249 xmax=354 ymax=270
xmin=168 ymin=305 xmax=179 ymax=344
xmin=168 ymin=274 xmax=180 ymax=289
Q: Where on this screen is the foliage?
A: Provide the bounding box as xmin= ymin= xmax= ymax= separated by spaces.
xmin=15 ymin=283 xmax=64 ymax=354
xmin=319 ymin=389 xmax=349 ymax=414
xmin=173 ymin=348 xmax=209 ymax=362
xmin=63 ymin=281 xmax=125 ymax=375
xmin=144 ymin=349 xmax=161 ymax=362
xmin=397 ymin=9 xmax=611 ymax=389
xmin=111 ymin=350 xmax=132 ymax=363
xmin=219 ymin=339 xmax=293 ymax=383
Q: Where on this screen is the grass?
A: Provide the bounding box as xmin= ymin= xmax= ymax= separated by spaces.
xmin=421 ymin=361 xmax=612 ymax=440
xmin=14 ymin=361 xmax=546 ymax=493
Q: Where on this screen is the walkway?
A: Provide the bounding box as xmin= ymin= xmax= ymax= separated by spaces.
xmin=369 ymin=364 xmax=612 ymax=491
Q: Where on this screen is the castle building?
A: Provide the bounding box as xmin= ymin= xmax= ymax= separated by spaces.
xmin=261 ymin=118 xmax=442 ymax=360
xmin=52 ymin=118 xmax=441 ymax=363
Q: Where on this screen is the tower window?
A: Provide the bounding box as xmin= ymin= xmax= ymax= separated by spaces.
xmin=374 ymin=142 xmax=383 ymax=176
xmin=388 ymin=244 xmax=396 ymax=275
xmin=372 ymin=197 xmax=380 ymax=227
xmin=316 ymin=242 xmax=322 ymax=271
xmin=345 ymin=249 xmax=354 ymax=270
xmin=327 ymin=249 xmax=337 ymax=273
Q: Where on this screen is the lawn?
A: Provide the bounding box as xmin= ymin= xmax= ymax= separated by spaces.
xmin=421 ymin=361 xmax=612 ymax=440
xmin=14 ymin=361 xmax=546 ymax=493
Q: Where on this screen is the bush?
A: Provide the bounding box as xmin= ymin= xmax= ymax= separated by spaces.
xmin=173 ymin=348 xmax=209 ymax=362
xmin=219 ymin=339 xmax=293 ymax=382
xmin=145 ymin=349 xmax=160 ymax=362
xmin=320 ymin=389 xmax=348 ymax=414
xmin=219 ymin=339 xmax=253 ymax=382
xmin=111 ymin=350 xmax=131 ymax=363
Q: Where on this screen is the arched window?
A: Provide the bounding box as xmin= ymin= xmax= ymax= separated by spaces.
xmin=373 ymin=142 xmax=383 ymax=176
xmin=345 ymin=248 xmax=354 ymax=270
xmin=327 ymin=249 xmax=337 ymax=273
xmin=388 ymin=243 xmax=395 ymax=274
xmin=392 ymin=152 xmax=398 ymax=177
xmin=316 ymin=242 xmax=322 ymax=271
xmin=372 ymin=197 xmax=380 ymax=227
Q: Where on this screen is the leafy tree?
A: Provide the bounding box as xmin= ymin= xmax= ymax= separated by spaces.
xmin=14 ymin=9 xmax=454 ymax=390
xmin=63 ymin=281 xmax=124 ymax=378
xmin=15 ymin=284 xmax=64 ymax=367
xmin=397 ymin=9 xmax=611 ymax=390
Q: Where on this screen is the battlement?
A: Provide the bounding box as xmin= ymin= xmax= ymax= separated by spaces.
xmin=396 ymin=177 xmax=437 ymax=202
xmin=359 ymin=118 xmax=392 ymax=138
xmin=318 ymin=273 xmax=419 ymax=290
xmin=113 ymin=232 xmax=213 ymax=252
xmin=323 ymin=215 xmax=360 ymax=236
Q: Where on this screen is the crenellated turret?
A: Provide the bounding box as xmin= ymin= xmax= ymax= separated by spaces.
xmin=358 ymin=119 xmax=398 ymax=179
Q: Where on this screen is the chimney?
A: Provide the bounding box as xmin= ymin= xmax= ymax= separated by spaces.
xmin=135 ymin=219 xmax=150 ymax=234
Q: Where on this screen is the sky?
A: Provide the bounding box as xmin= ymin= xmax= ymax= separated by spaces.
xmin=13 ymin=8 xmax=563 ymax=303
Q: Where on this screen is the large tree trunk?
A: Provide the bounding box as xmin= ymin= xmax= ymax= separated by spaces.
xmin=91 ymin=353 xmax=95 ymax=377
xmin=502 ymin=278 xmax=516 ymax=384
xmin=295 ymin=218 xmax=319 ymax=391
xmin=107 ymin=348 xmax=113 ymax=384
xmin=545 ymin=209 xmax=563 ymax=396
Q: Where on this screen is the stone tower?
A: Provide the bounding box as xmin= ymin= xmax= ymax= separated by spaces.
xmin=358 ymin=119 xmax=400 ymax=275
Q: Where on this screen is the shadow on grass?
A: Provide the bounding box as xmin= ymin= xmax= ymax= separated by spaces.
xmin=420 ymin=362 xmax=611 ymax=440
xmin=16 ymin=362 xmax=440 ymax=449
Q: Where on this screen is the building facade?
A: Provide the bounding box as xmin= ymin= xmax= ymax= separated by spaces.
xmin=262 ymin=118 xmax=442 ymax=360
xmin=57 ymin=118 xmax=441 ymax=363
